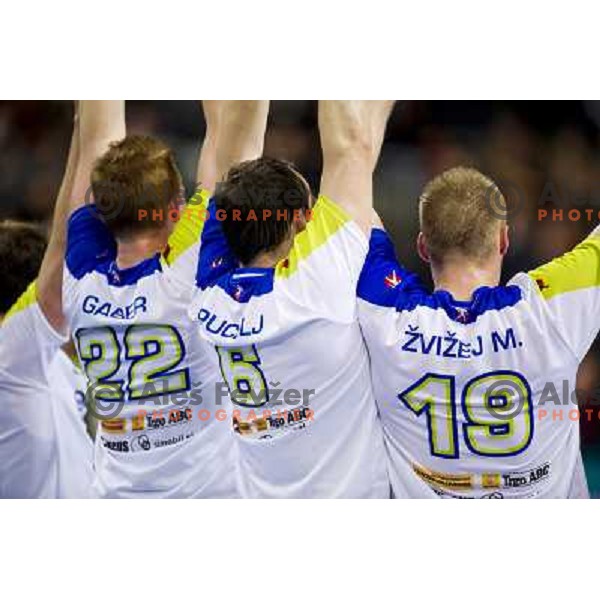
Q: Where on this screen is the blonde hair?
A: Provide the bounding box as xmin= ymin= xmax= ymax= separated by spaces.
xmin=419 ymin=166 xmax=505 ymax=264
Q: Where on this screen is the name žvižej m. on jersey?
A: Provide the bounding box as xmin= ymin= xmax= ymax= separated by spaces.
xmin=357 ymin=227 xmax=598 ymax=499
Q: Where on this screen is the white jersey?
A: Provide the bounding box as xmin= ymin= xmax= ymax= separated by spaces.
xmin=189 ymin=196 xmax=389 ymax=498
xmin=63 ymin=193 xmax=236 ymax=498
xmin=357 ymin=227 xmax=599 ymax=499
xmin=0 ymin=283 xmax=93 ymax=498
xmin=50 ymin=350 xmax=95 ymax=498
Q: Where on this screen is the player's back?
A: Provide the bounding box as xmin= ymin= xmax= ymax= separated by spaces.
xmin=63 ymin=201 xmax=236 ymax=498
xmin=0 ymin=288 xmax=61 ymax=498
xmin=358 ymin=228 xmax=598 ymax=498
xmin=49 ymin=349 xmax=94 ymax=498
xmin=0 ymin=283 xmax=93 ymax=498
xmin=190 ymin=197 xmax=389 ymax=498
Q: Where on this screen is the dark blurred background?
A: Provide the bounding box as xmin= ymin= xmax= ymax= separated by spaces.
xmin=2 ymin=100 xmax=600 ymax=495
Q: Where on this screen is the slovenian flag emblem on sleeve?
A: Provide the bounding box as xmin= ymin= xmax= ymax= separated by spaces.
xmin=384 ymin=270 xmax=401 ymax=289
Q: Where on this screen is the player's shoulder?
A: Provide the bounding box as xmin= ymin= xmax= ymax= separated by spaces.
xmin=66 ymin=205 xmax=116 ymax=280
xmin=66 ymin=205 xmax=165 ymax=290
xmin=507 ymin=271 xmax=544 ymax=299
xmin=306 ymin=194 xmax=366 ymax=243
xmin=275 ymin=195 xmax=368 ymax=279
xmin=0 ymin=283 xmax=67 ymax=389
xmin=357 ymin=228 xmax=424 ymax=309
xmin=163 ymin=189 xmax=210 ymax=268
xmin=3 ymin=280 xmax=67 ymax=346
xmin=524 ymin=224 xmax=600 ymax=303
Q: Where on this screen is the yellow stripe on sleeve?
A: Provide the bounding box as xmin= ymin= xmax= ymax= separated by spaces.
xmin=4 ymin=280 xmax=37 ymax=322
xmin=164 ymin=189 xmax=210 ymax=266
xmin=275 ymin=195 xmax=351 ymax=279
xmin=528 ymin=231 xmax=600 ymax=300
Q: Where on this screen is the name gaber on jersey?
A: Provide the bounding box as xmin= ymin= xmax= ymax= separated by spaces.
xmin=62 ymin=198 xmax=237 ymax=498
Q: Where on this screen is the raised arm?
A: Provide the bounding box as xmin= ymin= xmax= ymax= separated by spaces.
xmin=527 ymin=224 xmax=600 ymax=361
xmin=70 ymin=101 xmax=126 ymax=212
xmin=319 ymin=100 xmax=394 ymax=235
xmin=215 ymin=101 xmax=270 ymax=180
xmin=35 ymin=104 xmax=79 ymax=333
xmin=36 ymin=100 xmax=125 ymax=333
xmin=195 ymin=100 xmax=269 ymax=195
xmin=195 ymin=101 xmax=222 ymax=193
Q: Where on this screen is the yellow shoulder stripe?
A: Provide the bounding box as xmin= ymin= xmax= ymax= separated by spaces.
xmin=528 ymin=231 xmax=600 ymax=300
xmin=164 ymin=189 xmax=210 ymax=266
xmin=4 ymin=280 xmax=37 ymax=322
xmin=275 ymin=195 xmax=351 ymax=279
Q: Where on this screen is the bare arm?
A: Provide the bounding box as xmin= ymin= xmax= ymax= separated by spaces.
xmin=70 ymin=100 xmax=126 ymax=212
xmin=195 ymin=101 xmax=222 ymax=193
xmin=319 ymin=100 xmax=394 ymax=234
xmin=36 ymin=100 xmax=125 ymax=333
xmin=36 ymin=104 xmax=79 ymax=333
xmin=207 ymin=101 xmax=270 ymax=181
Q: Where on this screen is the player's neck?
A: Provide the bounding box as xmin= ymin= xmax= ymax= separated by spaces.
xmin=115 ymin=232 xmax=167 ymax=270
xmin=432 ymin=261 xmax=500 ymax=302
xmin=246 ymin=239 xmax=293 ymax=269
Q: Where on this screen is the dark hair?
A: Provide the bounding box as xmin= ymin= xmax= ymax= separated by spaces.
xmin=0 ymin=220 xmax=47 ymax=314
xmin=91 ymin=135 xmax=183 ymax=239
xmin=214 ymin=157 xmax=311 ymax=265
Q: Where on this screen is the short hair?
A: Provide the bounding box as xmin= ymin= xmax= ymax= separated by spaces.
xmin=214 ymin=157 xmax=311 ymax=266
xmin=419 ymin=166 xmax=506 ymax=264
xmin=0 ymin=220 xmax=47 ymax=314
xmin=91 ymin=135 xmax=183 ymax=239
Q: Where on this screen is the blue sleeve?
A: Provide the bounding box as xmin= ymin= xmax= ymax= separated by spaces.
xmin=195 ymin=199 xmax=238 ymax=289
xmin=65 ymin=205 xmax=116 ymax=279
xmin=357 ymin=228 xmax=422 ymax=307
